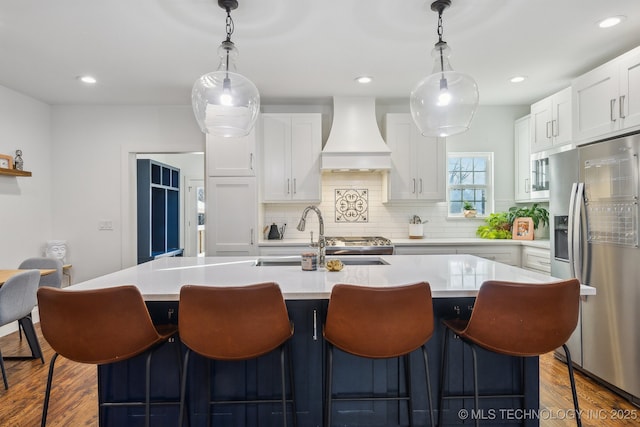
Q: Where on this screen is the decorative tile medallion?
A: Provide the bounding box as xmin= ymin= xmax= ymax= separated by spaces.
xmin=335 ymin=189 xmax=368 ymax=222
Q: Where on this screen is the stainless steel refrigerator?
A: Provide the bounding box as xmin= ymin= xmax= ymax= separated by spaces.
xmin=549 ymin=132 xmax=640 ymax=405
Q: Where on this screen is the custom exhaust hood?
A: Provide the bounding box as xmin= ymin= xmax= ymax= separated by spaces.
xmin=321 ymin=97 xmax=391 ymax=171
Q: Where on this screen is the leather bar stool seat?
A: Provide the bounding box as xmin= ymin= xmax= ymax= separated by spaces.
xmin=178 ymin=282 xmax=296 ymax=427
xmin=37 ymin=285 xmax=179 ymax=427
xmin=438 ymin=278 xmax=582 ymax=427
xmin=323 ymin=282 xmax=436 ymax=427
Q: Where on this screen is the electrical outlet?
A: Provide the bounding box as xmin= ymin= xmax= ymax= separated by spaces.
xmin=99 ymin=220 xmax=113 ymax=230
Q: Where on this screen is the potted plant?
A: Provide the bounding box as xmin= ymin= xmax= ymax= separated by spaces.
xmin=507 ymin=204 xmax=549 ymax=230
xmin=476 ymin=212 xmax=512 ymax=239
xmin=462 ymin=201 xmax=477 ymax=218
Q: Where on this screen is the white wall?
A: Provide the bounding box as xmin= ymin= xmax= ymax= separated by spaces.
xmin=50 ymin=106 xmax=204 ymax=282
xmin=0 ymin=86 xmax=52 ymax=266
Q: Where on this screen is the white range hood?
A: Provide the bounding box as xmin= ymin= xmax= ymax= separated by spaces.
xmin=321 ymin=97 xmax=391 ymax=171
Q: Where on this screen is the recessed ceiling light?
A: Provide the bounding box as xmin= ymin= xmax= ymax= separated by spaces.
xmin=598 ymin=15 xmax=626 ymax=28
xmin=510 ymin=76 xmax=527 ymax=83
xmin=77 ymin=75 xmax=97 ymax=84
xmin=355 ymin=76 xmax=373 ymax=84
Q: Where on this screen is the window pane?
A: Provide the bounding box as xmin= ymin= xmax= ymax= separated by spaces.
xmin=474 ymin=172 xmax=486 ymax=185
xmin=448 ymin=158 xmax=461 ymax=171
xmin=450 ymin=201 xmax=462 ymax=214
xmin=460 ymin=158 xmax=474 ymax=171
xmin=449 ymin=189 xmax=462 ymax=201
xmin=474 ymin=157 xmax=486 ymax=171
xmin=449 ymin=171 xmax=460 ymax=185
xmin=461 ymin=171 xmax=474 ymax=185
xmin=462 ymin=189 xmax=475 ymax=200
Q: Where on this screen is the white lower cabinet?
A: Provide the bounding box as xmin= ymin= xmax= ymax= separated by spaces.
xmin=521 ymin=246 xmax=551 ymax=274
xmin=456 ymin=246 xmax=520 ymax=267
xmin=394 ymin=246 xmax=457 ymax=255
xmin=206 ymin=177 xmax=257 ymax=256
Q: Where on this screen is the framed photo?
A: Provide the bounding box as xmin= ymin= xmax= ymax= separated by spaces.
xmin=512 ymin=217 xmax=534 ymax=240
xmin=0 ymin=154 xmax=13 ymax=170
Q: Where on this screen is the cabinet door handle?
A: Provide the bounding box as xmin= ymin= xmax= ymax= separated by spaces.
xmin=287 ymin=178 xmax=290 ymax=194
xmin=412 ymin=178 xmax=416 ymax=194
xmin=620 ymin=95 xmax=626 ymax=119
xmin=552 ymin=119 xmax=558 ymax=137
xmin=293 ymin=178 xmax=297 ymax=194
xmin=525 ymin=178 xmax=530 ymax=193
xmin=250 ymin=228 xmax=254 ymax=245
xmin=610 ymin=99 xmax=617 ymax=122
xmin=249 ymin=153 xmax=254 ymax=170
xmin=419 ymin=178 xmax=423 ymax=194
xmin=546 ymin=121 xmax=552 ymax=138
xmin=312 ymin=309 xmax=318 ymax=341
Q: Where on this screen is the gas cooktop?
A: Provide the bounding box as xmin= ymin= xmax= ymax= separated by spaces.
xmin=324 ymin=236 xmax=392 ymax=246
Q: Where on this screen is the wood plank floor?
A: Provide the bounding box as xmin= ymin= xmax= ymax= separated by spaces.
xmin=0 ymin=325 xmax=638 ymax=426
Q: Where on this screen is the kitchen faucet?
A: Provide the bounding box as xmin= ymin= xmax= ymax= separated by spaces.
xmin=297 ymin=205 xmax=325 ymax=267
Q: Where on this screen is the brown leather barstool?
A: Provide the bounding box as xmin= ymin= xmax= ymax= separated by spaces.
xmin=438 ymin=278 xmax=582 ymax=427
xmin=323 ymin=282 xmax=435 ymax=427
xmin=178 ymin=282 xmax=296 ymax=427
xmin=37 ymin=285 xmax=179 ymax=427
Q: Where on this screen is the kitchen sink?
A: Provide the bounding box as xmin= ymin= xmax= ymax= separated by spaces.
xmin=254 ymin=257 xmax=389 ymax=267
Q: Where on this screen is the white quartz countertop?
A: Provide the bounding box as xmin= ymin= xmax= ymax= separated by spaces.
xmin=69 ymin=254 xmax=592 ymax=301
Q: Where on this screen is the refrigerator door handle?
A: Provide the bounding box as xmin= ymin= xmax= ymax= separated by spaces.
xmin=568 ymin=183 xmax=578 ymax=278
xmin=571 ymin=183 xmax=585 ymax=283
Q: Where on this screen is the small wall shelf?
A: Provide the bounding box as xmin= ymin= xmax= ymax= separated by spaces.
xmin=0 ymin=168 xmax=32 ymax=177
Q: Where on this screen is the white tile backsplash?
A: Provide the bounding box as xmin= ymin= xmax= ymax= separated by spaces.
xmin=262 ymin=172 xmax=516 ymax=240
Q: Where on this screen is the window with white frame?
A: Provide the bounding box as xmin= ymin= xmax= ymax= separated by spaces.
xmin=447 ymin=153 xmax=493 ymax=217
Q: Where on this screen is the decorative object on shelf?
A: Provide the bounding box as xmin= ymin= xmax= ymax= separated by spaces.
xmin=409 ymin=214 xmax=425 ymax=239
xmin=267 ymin=223 xmax=286 ymax=240
xmin=45 ymin=240 xmax=68 ymax=263
xmin=410 ymin=0 xmax=479 ymax=137
xmin=507 ymin=203 xmax=549 ymax=230
xmin=476 ymin=204 xmax=549 ymax=239
xmin=335 ymin=189 xmax=368 ymax=223
xmin=14 ymin=150 xmax=23 ymax=170
xmin=462 ymin=201 xmax=477 ymax=218
xmin=512 ymin=217 xmax=534 ymax=240
xmin=192 ymin=0 xmax=260 ymax=137
xmin=0 ymin=153 xmax=13 ymax=169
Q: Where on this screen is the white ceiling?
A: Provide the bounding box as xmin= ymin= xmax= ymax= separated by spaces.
xmin=1 ymin=0 xmax=640 ymax=106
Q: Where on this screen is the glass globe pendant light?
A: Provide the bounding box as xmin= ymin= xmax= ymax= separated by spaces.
xmin=410 ymin=0 xmax=479 ymax=137
xmin=192 ymin=0 xmax=260 ymax=137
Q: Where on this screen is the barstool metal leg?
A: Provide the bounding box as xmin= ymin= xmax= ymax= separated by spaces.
xmin=422 ymin=345 xmax=435 ymax=427
xmin=438 ymin=328 xmax=450 ymax=427
xmin=562 ymin=344 xmax=582 ymax=427
xmin=41 ymin=353 xmax=59 ymax=427
xmin=404 ymin=353 xmax=414 ymax=427
xmin=470 ymin=344 xmax=480 ymax=427
xmin=287 ymin=343 xmax=298 ymax=427
xmin=325 ymin=345 xmax=333 ymax=427
xmin=144 ymin=350 xmax=153 ymax=427
xmin=178 ymin=349 xmax=191 ymax=427
xmin=280 ymin=345 xmax=288 ymax=427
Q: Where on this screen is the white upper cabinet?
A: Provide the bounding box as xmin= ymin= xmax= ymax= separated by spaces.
xmin=206 ymin=130 xmax=256 ymax=176
xmin=572 ymin=46 xmax=640 ymax=144
xmin=385 ymin=114 xmax=446 ymax=201
xmin=514 ymin=115 xmax=531 ymax=202
xmin=261 ymin=113 xmax=322 ymax=202
xmin=530 ymin=87 xmax=572 ymax=153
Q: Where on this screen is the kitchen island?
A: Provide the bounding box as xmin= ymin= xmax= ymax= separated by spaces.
xmin=69 ymin=255 xmax=595 ymax=427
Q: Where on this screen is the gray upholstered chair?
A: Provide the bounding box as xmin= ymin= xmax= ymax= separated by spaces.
xmin=0 ymin=269 xmax=44 ymax=389
xmin=19 ymin=257 xmax=63 ymax=288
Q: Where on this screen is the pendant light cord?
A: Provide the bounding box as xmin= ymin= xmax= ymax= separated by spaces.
xmin=437 ymin=10 xmax=445 ymax=75
xmin=224 ymin=8 xmax=234 ymax=77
